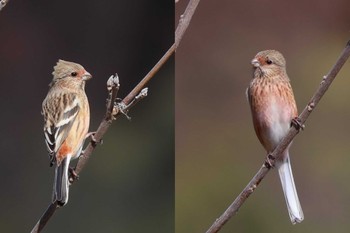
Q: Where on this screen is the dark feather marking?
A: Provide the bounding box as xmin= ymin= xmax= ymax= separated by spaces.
xmin=63 ymin=104 xmax=79 ymax=120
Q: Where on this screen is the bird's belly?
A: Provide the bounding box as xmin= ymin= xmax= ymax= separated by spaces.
xmin=258 ymin=97 xmax=291 ymax=149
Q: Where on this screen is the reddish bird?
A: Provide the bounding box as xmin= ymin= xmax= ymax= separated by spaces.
xmin=247 ymin=50 xmax=304 ymax=224
xmin=42 ymin=60 xmax=92 ymax=206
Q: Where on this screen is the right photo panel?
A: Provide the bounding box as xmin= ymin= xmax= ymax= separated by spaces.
xmin=176 ymin=1 xmax=350 ymax=232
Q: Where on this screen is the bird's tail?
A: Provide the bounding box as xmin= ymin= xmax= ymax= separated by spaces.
xmin=277 ymin=152 xmax=304 ymax=224
xmin=53 ymin=155 xmax=71 ymax=206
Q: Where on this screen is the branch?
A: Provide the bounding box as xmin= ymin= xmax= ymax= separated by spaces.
xmin=30 ymin=203 xmax=57 ymax=233
xmin=0 ymin=0 xmax=9 ymax=11
xmin=122 ymin=44 xmax=175 ymax=106
xmin=175 ymin=0 xmax=200 ymax=49
xmin=205 ymin=40 xmax=350 ymax=233
xmin=31 ymin=1 xmax=201 ymax=232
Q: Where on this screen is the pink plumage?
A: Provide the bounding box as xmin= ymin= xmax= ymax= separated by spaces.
xmin=247 ymin=50 xmax=304 ymax=224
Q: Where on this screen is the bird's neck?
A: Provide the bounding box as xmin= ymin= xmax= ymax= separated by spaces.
xmin=51 ymin=79 xmax=85 ymax=92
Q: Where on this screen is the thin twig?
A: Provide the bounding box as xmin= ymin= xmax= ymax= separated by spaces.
xmin=30 ymin=203 xmax=58 ymax=233
xmin=0 ymin=0 xmax=9 ymax=11
xmin=205 ymin=40 xmax=350 ymax=233
xmin=31 ymin=1 xmax=201 ymax=232
xmin=122 ymin=44 xmax=175 ymax=105
xmin=106 ymin=74 xmax=121 ymax=120
xmin=175 ymin=0 xmax=200 ymax=49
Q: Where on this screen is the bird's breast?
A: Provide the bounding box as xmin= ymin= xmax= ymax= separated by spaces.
xmin=249 ymin=78 xmax=297 ymax=150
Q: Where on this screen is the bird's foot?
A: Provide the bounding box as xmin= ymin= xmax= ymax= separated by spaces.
xmin=291 ymin=117 xmax=304 ymax=131
xmin=264 ymin=153 xmax=275 ymax=169
xmin=68 ymin=167 xmax=79 ymax=183
xmin=86 ymin=132 xmax=103 ymax=146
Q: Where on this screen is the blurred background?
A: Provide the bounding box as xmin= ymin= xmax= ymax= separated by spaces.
xmin=176 ymin=1 xmax=350 ymax=233
xmin=0 ymin=1 xmax=173 ymax=232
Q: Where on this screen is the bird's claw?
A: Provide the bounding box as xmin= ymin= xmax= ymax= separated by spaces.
xmin=68 ymin=167 xmax=79 ymax=183
xmin=86 ymin=132 xmax=103 ymax=145
xmin=291 ymin=117 xmax=304 ymax=131
xmin=264 ymin=154 xmax=275 ymax=169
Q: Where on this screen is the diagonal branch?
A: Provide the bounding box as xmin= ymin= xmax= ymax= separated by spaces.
xmin=205 ymin=40 xmax=350 ymax=233
xmin=31 ymin=1 xmax=201 ymax=232
xmin=175 ymin=0 xmax=200 ymax=49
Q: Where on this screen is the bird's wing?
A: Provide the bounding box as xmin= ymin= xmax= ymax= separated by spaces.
xmin=42 ymin=92 xmax=80 ymax=164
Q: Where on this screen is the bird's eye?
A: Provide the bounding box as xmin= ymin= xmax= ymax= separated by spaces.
xmin=71 ymin=72 xmax=78 ymax=77
xmin=266 ymin=59 xmax=273 ymax=65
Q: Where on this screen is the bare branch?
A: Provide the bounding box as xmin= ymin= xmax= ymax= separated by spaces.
xmin=205 ymin=40 xmax=350 ymax=233
xmin=0 ymin=0 xmax=9 ymax=11
xmin=30 ymin=203 xmax=58 ymax=233
xmin=122 ymin=44 xmax=175 ymax=106
xmin=121 ymin=87 xmax=148 ymax=114
xmin=106 ymin=74 xmax=120 ymax=120
xmin=175 ymin=0 xmax=200 ymax=49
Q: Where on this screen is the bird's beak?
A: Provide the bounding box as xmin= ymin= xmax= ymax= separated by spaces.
xmin=251 ymin=58 xmax=260 ymax=68
xmin=82 ymin=71 xmax=92 ymax=81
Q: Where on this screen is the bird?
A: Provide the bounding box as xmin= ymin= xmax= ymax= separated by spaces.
xmin=42 ymin=59 xmax=92 ymax=206
xmin=246 ymin=50 xmax=304 ymax=224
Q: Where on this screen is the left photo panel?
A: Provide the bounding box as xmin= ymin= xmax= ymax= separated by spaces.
xmin=0 ymin=1 xmax=174 ymax=232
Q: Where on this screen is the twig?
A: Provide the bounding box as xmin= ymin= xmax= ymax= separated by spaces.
xmin=175 ymin=0 xmax=200 ymax=49
xmin=122 ymin=44 xmax=175 ymax=106
xmin=0 ymin=0 xmax=9 ymax=11
xmin=30 ymin=203 xmax=58 ymax=233
xmin=205 ymin=40 xmax=350 ymax=233
xmin=31 ymin=0 xmax=201 ymax=232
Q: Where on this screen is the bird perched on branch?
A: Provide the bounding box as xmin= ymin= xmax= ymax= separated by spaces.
xmin=247 ymin=50 xmax=304 ymax=224
xmin=42 ymin=60 xmax=92 ymax=206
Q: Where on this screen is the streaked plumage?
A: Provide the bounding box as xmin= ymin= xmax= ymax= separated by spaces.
xmin=247 ymin=50 xmax=304 ymax=224
xmin=42 ymin=59 xmax=92 ymax=206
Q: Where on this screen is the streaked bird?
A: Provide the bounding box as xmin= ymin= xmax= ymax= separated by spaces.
xmin=42 ymin=59 xmax=92 ymax=206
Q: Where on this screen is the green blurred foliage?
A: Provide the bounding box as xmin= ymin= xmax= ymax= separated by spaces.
xmin=176 ymin=0 xmax=350 ymax=232
xmin=0 ymin=1 xmax=174 ymax=232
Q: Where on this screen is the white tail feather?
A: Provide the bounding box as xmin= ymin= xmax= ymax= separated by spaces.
xmin=277 ymin=153 xmax=304 ymax=224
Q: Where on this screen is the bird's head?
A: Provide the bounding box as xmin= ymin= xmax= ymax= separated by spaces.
xmin=51 ymin=60 xmax=92 ymax=87
xmin=251 ymin=50 xmax=286 ymax=78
